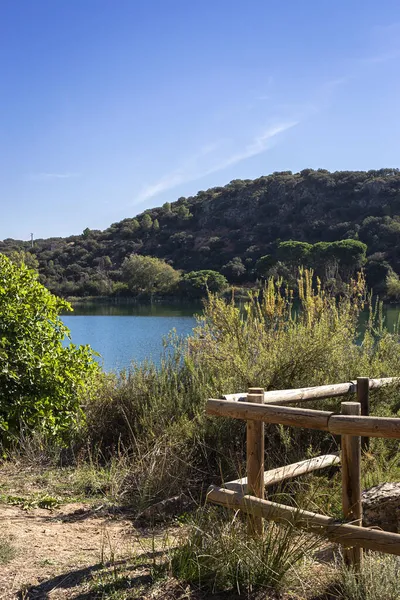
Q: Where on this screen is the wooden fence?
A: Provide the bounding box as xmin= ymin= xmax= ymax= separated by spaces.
xmin=205 ymin=377 xmax=400 ymax=569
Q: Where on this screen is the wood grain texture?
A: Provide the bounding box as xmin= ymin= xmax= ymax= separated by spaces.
xmin=222 ymin=377 xmax=398 ymax=405
xmin=328 ymin=415 xmax=400 ymax=439
xmin=225 ymin=454 xmax=340 ymax=493
xmin=206 ymin=399 xmax=333 ymax=430
xmin=357 ymin=377 xmax=370 ymax=451
xmin=341 ymin=402 xmax=363 ymax=569
xmin=206 ymin=486 xmax=400 ymax=556
xmin=246 ymin=388 xmax=264 ymax=536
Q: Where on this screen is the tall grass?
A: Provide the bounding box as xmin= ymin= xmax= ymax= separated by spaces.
xmin=338 ymin=553 xmax=400 ymax=600
xmin=3 ymin=270 xmax=400 ymax=596
xmin=75 ymin=270 xmax=400 ymax=512
xmin=5 ymin=270 xmax=400 ymax=513
xmin=170 ymin=506 xmax=320 ymax=594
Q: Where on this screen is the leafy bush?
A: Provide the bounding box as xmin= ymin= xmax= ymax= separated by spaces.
xmin=121 ymin=253 xmax=180 ymax=295
xmin=386 ymin=271 xmax=400 ymax=300
xmin=180 ymin=269 xmax=228 ymax=298
xmin=0 ymin=254 xmax=99 ymax=446
xmin=338 ymin=553 xmax=400 ymax=600
xmin=83 ymin=270 xmax=400 ymax=511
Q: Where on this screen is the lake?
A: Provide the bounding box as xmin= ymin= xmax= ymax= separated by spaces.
xmin=63 ymin=303 xmax=200 ymax=372
xmin=63 ymin=301 xmax=400 ymax=373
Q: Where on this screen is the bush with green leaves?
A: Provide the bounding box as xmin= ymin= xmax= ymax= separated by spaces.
xmin=338 ymin=553 xmax=400 ymax=600
xmin=121 ymin=253 xmax=180 ymax=295
xmin=180 ymin=269 xmax=228 ymax=298
xmin=0 ymin=254 xmax=99 ymax=446
xmin=84 ymin=270 xmax=400 ymax=513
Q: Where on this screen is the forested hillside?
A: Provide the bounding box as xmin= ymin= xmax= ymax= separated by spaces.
xmin=2 ymin=168 xmax=400 ymax=297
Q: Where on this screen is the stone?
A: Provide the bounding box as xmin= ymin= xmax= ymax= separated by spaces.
xmin=136 ymin=493 xmax=192 ymax=523
xmin=362 ymin=482 xmax=400 ymax=533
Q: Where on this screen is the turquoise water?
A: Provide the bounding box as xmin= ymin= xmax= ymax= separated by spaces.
xmin=63 ymin=303 xmax=199 ymax=372
xmin=63 ymin=302 xmax=400 ymax=373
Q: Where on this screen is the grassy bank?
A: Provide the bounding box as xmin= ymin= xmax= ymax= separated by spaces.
xmin=2 ymin=270 xmax=400 ymax=598
xmin=75 ymin=272 xmax=400 ymax=510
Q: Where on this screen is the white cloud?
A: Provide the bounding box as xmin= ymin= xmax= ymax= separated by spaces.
xmin=29 ymin=172 xmax=80 ymax=181
xmin=136 ymin=120 xmax=298 ymax=204
xmin=204 ymin=122 xmax=298 ymax=175
xmin=136 ymin=171 xmax=186 ymax=203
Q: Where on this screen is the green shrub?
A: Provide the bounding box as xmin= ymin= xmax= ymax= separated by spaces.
xmin=386 ymin=271 xmax=400 ymax=300
xmin=83 ymin=270 xmax=400 ymax=510
xmin=0 ymin=254 xmax=99 ymax=446
xmin=338 ymin=553 xmax=400 ymax=599
xmin=180 ymin=270 xmax=228 ymax=298
xmin=121 ymin=253 xmax=180 ymax=295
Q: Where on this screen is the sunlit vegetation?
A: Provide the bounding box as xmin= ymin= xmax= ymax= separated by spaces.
xmin=2 ymin=168 xmax=400 ymax=298
xmin=0 ymin=254 xmax=99 ymax=446
xmin=2 ymin=264 xmax=400 ymax=597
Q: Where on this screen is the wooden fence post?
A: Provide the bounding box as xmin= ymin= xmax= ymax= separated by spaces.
xmin=357 ymin=377 xmax=370 ymax=451
xmin=341 ymin=401 xmax=363 ymax=570
xmin=247 ymin=387 xmax=265 ymax=535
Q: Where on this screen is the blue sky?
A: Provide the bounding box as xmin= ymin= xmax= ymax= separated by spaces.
xmin=1 ymin=1 xmax=400 ymax=240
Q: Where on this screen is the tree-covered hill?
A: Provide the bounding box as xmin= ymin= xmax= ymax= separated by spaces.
xmin=2 ymin=168 xmax=400 ymax=297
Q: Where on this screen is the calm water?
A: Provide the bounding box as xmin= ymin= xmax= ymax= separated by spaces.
xmin=63 ymin=302 xmax=400 ymax=373
xmin=63 ymin=303 xmax=200 ymax=372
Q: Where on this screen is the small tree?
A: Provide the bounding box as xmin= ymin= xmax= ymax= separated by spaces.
xmin=141 ymin=213 xmax=153 ymax=231
xmin=180 ymin=270 xmax=228 ymax=298
xmin=276 ymin=241 xmax=312 ymax=266
xmin=0 ymin=254 xmax=99 ymax=446
xmin=122 ymin=254 xmax=180 ymax=295
xmin=176 ymin=205 xmax=192 ymax=220
xmin=386 ymin=272 xmax=400 ymax=300
xmin=222 ymin=257 xmax=247 ymax=282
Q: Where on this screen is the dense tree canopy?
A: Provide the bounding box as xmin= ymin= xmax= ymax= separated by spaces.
xmin=0 ymin=254 xmax=98 ymax=445
xmin=1 ymin=169 xmax=400 ymax=296
xmin=257 ymin=239 xmax=367 ymax=287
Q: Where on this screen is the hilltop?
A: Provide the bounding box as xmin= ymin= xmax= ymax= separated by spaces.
xmin=2 ymin=168 xmax=400 ymax=297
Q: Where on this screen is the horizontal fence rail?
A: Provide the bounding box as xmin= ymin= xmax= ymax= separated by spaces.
xmin=222 ymin=377 xmax=398 ymax=405
xmin=224 ymin=454 xmax=340 ymax=493
xmin=207 ymin=486 xmax=400 ymax=556
xmin=206 ymin=399 xmax=400 ymax=439
xmin=206 ymin=378 xmax=400 ymax=570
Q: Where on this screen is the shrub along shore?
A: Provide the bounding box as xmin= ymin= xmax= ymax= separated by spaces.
xmin=2 ymin=255 xmax=400 ymax=598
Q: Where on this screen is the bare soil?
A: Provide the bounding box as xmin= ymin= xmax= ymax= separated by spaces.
xmin=0 ymin=502 xmax=155 ymax=599
xmin=0 ymin=466 xmax=336 ymax=600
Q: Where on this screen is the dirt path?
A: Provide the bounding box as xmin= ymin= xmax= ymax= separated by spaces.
xmin=0 ymin=503 xmax=146 ymax=599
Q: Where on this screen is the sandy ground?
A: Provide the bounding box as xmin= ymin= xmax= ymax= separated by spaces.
xmin=0 ymin=502 xmax=149 ymax=599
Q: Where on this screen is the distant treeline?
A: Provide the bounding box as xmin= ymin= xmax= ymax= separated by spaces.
xmin=2 ymin=168 xmax=400 ymax=298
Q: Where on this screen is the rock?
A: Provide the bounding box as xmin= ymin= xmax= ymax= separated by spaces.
xmin=136 ymin=493 xmax=192 ymax=524
xmin=362 ymin=482 xmax=400 ymax=532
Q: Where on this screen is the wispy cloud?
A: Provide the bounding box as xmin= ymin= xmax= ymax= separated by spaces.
xmin=136 ymin=120 xmax=298 ymax=204
xmin=29 ymin=172 xmax=80 ymax=181
xmin=136 ymin=172 xmax=186 ymax=203
xmin=204 ymin=122 xmax=298 ymax=175
xmin=357 ymin=51 xmax=400 ymax=66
